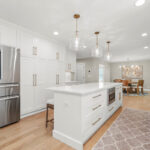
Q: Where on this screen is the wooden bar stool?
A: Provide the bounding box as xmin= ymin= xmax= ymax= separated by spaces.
xmin=46 ymin=99 xmax=54 ymax=128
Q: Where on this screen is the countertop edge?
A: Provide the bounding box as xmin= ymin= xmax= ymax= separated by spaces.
xmin=47 ymin=83 xmax=122 ymax=96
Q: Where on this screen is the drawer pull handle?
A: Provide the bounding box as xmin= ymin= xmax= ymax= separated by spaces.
xmin=109 ymin=107 xmax=114 ymax=112
xmin=92 ymin=118 xmax=101 ymax=126
xmin=93 ymin=94 xmax=101 ymax=99
xmin=93 ymin=105 xmax=101 ymax=111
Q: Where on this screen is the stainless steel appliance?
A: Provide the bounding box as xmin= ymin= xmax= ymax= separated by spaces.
xmin=108 ymin=87 xmax=115 ymax=105
xmin=0 ymin=45 xmax=20 ymax=128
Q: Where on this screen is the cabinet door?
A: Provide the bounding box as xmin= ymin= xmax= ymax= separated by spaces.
xmin=21 ymin=86 xmax=35 ymax=115
xmin=56 ymin=61 xmax=65 ymax=84
xmin=34 ymin=59 xmax=54 ymax=110
xmin=20 ymin=57 xmax=35 ymax=115
xmin=35 ymin=85 xmax=47 ymax=110
xmin=21 ymin=57 xmax=35 ymax=85
xmin=37 ymin=39 xmax=49 ymax=59
xmin=76 ymin=63 xmax=85 ymax=82
xmin=45 ymin=60 xmax=57 ymax=86
xmin=0 ymin=24 xmax=17 ymax=47
xmin=115 ymin=87 xmax=121 ymax=108
xmin=65 ymin=50 xmax=76 ymax=72
xmin=20 ymin=31 xmax=35 ymax=57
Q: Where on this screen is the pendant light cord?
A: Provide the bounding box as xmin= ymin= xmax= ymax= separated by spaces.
xmin=107 ymin=41 xmax=110 ymax=55
xmin=76 ymin=19 xmax=78 ymax=37
xmin=108 ymin=43 xmax=109 ymax=54
xmin=96 ymin=34 xmax=99 ymax=48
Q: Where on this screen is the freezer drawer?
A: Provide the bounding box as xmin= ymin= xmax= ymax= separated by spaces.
xmin=0 ymin=96 xmax=20 ymax=127
xmin=0 ymin=100 xmax=6 ymax=126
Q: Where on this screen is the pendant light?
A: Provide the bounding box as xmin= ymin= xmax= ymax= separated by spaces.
xmin=73 ymin=14 xmax=80 ymax=49
xmin=106 ymin=41 xmax=111 ymax=60
xmin=92 ymin=32 xmax=102 ymax=57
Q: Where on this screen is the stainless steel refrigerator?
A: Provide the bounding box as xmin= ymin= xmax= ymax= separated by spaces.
xmin=0 ymin=45 xmax=20 ymax=127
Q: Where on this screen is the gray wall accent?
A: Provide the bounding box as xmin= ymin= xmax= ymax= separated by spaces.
xmin=110 ymin=60 xmax=150 ymax=89
xmin=77 ymin=58 xmax=110 ymax=82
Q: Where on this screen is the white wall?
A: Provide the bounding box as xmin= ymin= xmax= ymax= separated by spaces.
xmin=77 ymin=58 xmax=110 ymax=82
xmin=110 ymin=60 xmax=150 ymax=89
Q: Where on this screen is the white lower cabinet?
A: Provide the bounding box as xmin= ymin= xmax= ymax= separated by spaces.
xmin=34 ymin=85 xmax=47 ymax=110
xmin=53 ymin=86 xmax=123 ymax=150
xmin=115 ymin=85 xmax=123 ymax=108
xmin=21 ymin=57 xmax=52 ymax=116
xmin=82 ymin=87 xmax=122 ymax=143
xmin=21 ymin=85 xmax=35 ymax=115
xmin=21 ymin=56 xmax=66 ymax=116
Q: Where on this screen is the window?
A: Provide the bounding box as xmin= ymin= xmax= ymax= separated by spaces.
xmin=99 ymin=65 xmax=104 ymax=82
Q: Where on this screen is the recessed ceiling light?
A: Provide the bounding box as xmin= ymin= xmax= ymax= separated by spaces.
xmin=142 ymin=33 xmax=148 ymax=37
xmin=83 ymin=45 xmax=87 ymax=48
xmin=53 ymin=31 xmax=59 ymax=35
xmin=135 ymin=0 xmax=145 ymax=7
xmin=144 ymin=46 xmax=148 ymax=49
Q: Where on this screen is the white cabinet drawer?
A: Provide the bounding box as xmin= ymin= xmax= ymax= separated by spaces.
xmin=91 ymin=91 xmax=106 ymax=104
xmin=107 ymin=102 xmax=116 ymax=115
xmin=83 ymin=106 xmax=104 ymax=133
xmin=83 ymin=102 xmax=103 ymax=117
xmin=83 ymin=90 xmax=107 ymax=116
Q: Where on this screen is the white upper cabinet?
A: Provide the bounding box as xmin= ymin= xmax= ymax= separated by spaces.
xmin=0 ymin=24 xmax=17 ymax=47
xmin=19 ymin=31 xmax=34 ymax=57
xmin=66 ymin=50 xmax=76 ymax=72
xmin=21 ymin=57 xmax=35 ymax=86
xmin=37 ymin=39 xmax=51 ymax=59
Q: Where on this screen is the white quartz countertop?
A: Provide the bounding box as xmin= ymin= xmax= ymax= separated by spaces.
xmin=47 ymin=82 xmax=122 ymax=96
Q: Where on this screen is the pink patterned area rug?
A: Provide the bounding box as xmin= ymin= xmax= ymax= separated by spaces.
xmin=92 ymin=108 xmax=150 ymax=150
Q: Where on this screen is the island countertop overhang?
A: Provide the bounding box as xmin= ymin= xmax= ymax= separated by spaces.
xmin=47 ymin=82 xmax=122 ymax=96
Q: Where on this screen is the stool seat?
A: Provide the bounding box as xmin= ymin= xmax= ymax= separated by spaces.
xmin=47 ymin=99 xmax=54 ymax=105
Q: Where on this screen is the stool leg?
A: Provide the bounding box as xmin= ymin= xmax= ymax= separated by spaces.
xmin=46 ymin=104 xmax=48 ymax=128
xmin=141 ymin=88 xmax=144 ymax=95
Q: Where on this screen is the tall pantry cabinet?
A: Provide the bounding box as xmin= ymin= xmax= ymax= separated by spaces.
xmin=18 ymin=30 xmax=66 ymax=117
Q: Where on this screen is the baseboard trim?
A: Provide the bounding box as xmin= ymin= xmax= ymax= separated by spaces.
xmin=21 ymin=108 xmax=46 ymax=119
xmin=144 ymin=89 xmax=150 ymax=92
xmin=53 ymin=130 xmax=83 ymax=150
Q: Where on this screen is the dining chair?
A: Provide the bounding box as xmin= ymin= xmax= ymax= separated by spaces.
xmin=137 ymin=80 xmax=144 ymax=95
xmin=122 ymin=80 xmax=130 ymax=95
xmin=114 ymin=79 xmax=122 ymax=83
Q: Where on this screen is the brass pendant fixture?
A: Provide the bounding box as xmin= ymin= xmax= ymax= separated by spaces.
xmin=92 ymin=31 xmax=102 ymax=57
xmin=73 ymin=14 xmax=80 ymax=49
xmin=95 ymin=32 xmax=99 ymax=55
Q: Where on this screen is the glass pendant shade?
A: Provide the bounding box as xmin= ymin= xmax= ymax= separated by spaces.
xmin=92 ymin=46 xmax=103 ymax=57
xmin=104 ymin=51 xmax=112 ymax=61
xmin=105 ymin=41 xmax=111 ymax=61
xmin=74 ymin=37 xmax=80 ymax=49
xmin=71 ymin=14 xmax=80 ymax=51
xmin=92 ymin=31 xmax=103 ymax=57
xmin=106 ymin=53 xmax=111 ymax=60
xmin=69 ymin=36 xmax=80 ymax=51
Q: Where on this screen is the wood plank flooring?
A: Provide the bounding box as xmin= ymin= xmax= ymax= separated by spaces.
xmin=0 ymin=94 xmax=150 ymax=150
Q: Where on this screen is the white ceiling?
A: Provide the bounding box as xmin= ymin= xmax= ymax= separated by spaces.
xmin=0 ymin=0 xmax=150 ymax=62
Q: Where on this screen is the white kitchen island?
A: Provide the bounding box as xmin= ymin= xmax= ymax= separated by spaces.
xmin=48 ymin=82 xmax=122 ymax=150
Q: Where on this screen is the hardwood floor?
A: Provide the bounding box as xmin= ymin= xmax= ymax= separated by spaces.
xmin=0 ymin=94 xmax=150 ymax=150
